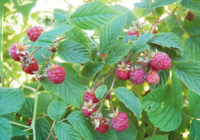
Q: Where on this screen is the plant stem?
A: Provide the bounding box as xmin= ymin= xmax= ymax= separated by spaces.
xmin=53 ymin=37 xmax=65 ymax=43
xmin=152 ymin=127 xmax=157 ymax=136
xmin=88 ymin=36 xmax=99 ymax=50
xmin=29 ymin=47 xmax=41 ymax=57
xmin=32 ymin=83 xmax=41 ymax=140
xmin=149 ymin=0 xmax=157 ymax=21
xmin=10 ymin=121 xmax=30 ymax=128
xmin=95 ymin=76 xmax=116 ymax=115
xmin=0 ymin=0 xmax=5 ymax=87
xmin=47 ymin=121 xmax=56 ymax=140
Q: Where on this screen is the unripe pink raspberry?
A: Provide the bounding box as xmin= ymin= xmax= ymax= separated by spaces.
xmin=150 ymin=52 xmax=171 ymax=71
xmin=146 ymin=71 xmax=160 ymax=85
xmin=46 ymin=64 xmax=65 ymax=84
xmin=129 ymin=69 xmax=146 ymax=85
xmin=22 ymin=58 xmax=39 ymax=74
xmin=84 ymin=91 xmax=99 ymax=103
xmin=9 ymin=43 xmax=28 ymax=61
xmin=27 ymin=26 xmax=43 ymax=42
xmin=110 ymin=112 xmax=129 ymax=132
xmin=95 ymin=118 xmax=109 ymax=133
xmin=81 ymin=101 xmax=97 ymax=117
xmin=128 ymin=31 xmax=139 ymax=37
xmin=116 ymin=62 xmax=131 ymax=81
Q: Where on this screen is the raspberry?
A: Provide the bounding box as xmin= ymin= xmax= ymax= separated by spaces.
xmin=146 ymin=71 xmax=160 ymax=85
xmin=46 ymin=64 xmax=65 ymax=84
xmin=27 ymin=26 xmax=43 ymax=42
xmin=95 ymin=118 xmax=109 ymax=133
xmin=9 ymin=43 xmax=28 ymax=61
xmin=84 ymin=91 xmax=99 ymax=103
xmin=129 ymin=69 xmax=146 ymax=85
xmin=22 ymin=58 xmax=39 ymax=74
xmin=27 ymin=119 xmax=32 ymax=126
xmin=82 ymin=101 xmax=97 ymax=117
xmin=128 ymin=31 xmax=139 ymax=37
xmin=116 ymin=62 xmax=131 ymax=81
xmin=110 ymin=112 xmax=129 ymax=132
xmin=150 ymin=52 xmax=171 ymax=71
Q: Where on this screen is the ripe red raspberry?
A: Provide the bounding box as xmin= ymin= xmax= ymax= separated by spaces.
xmin=82 ymin=101 xmax=97 ymax=117
xmin=27 ymin=26 xmax=43 ymax=42
xmin=46 ymin=64 xmax=65 ymax=84
xmin=146 ymin=71 xmax=160 ymax=85
xmin=27 ymin=119 xmax=32 ymax=126
xmin=116 ymin=62 xmax=131 ymax=81
xmin=84 ymin=91 xmax=99 ymax=103
xmin=128 ymin=31 xmax=139 ymax=37
xmin=95 ymin=118 xmax=109 ymax=133
xmin=129 ymin=69 xmax=146 ymax=85
xmin=110 ymin=112 xmax=129 ymax=132
xmin=9 ymin=43 xmax=28 ymax=61
xmin=22 ymin=58 xmax=39 ymax=74
xmin=150 ymin=52 xmax=171 ymax=71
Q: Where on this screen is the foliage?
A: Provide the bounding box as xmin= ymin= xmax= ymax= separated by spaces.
xmin=1 ymin=0 xmax=200 ymax=140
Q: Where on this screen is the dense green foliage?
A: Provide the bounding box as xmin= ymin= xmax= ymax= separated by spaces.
xmin=0 ymin=0 xmax=200 ymax=140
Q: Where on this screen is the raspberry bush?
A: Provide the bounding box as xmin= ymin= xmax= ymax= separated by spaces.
xmin=0 ymin=0 xmax=200 ymax=140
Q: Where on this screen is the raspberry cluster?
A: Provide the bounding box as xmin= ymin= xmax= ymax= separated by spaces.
xmin=115 ymin=52 xmax=171 ymax=85
xmin=8 ymin=26 xmax=66 ymax=84
xmin=81 ymin=90 xmax=129 ymax=133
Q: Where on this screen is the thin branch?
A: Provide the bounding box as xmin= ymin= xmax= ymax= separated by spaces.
xmin=95 ymin=76 xmax=116 ymax=115
xmin=29 ymin=47 xmax=41 ymax=57
xmin=109 ymin=93 xmax=114 ymax=113
xmin=152 ymin=127 xmax=157 ymax=136
xmin=10 ymin=121 xmax=30 ymax=128
xmin=92 ymin=71 xmax=114 ymax=92
xmin=149 ymin=0 xmax=157 ymax=21
xmin=47 ymin=121 xmax=56 ymax=140
xmin=174 ymin=15 xmax=186 ymax=33
xmin=53 ymin=37 xmax=65 ymax=43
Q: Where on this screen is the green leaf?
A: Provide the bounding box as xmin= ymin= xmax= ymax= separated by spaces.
xmin=65 ymin=26 xmax=89 ymax=48
xmin=174 ymin=61 xmax=200 ymax=95
xmin=30 ymin=26 xmax=73 ymax=47
xmin=53 ymin=9 xmax=69 ymax=26
xmin=152 ymin=0 xmax=176 ymax=8
xmin=42 ymin=64 xmax=84 ymax=108
xmin=28 ymin=47 xmax=50 ymax=64
xmin=58 ymin=40 xmax=90 ymax=64
xmin=54 ymin=122 xmax=81 ymax=140
xmin=96 ymin=85 xmax=107 ymax=100
xmin=12 ymin=126 xmax=31 ymax=137
xmin=144 ymin=135 xmax=168 ymax=140
xmin=67 ymin=111 xmax=93 ymax=140
xmin=100 ymin=14 xmax=127 ymax=53
xmin=151 ymin=70 xmax=170 ymax=90
xmin=36 ymin=118 xmax=52 ymax=140
xmin=81 ymin=62 xmax=104 ymax=77
xmin=115 ymin=121 xmax=137 ymax=140
xmin=112 ymin=5 xmax=137 ymax=28
xmin=142 ymin=73 xmax=183 ymax=132
xmin=183 ymin=16 xmax=200 ymax=36
xmin=188 ymin=90 xmax=200 ymax=118
xmin=94 ymin=129 xmax=118 ymax=140
xmin=13 ymin=0 xmax=37 ymax=18
xmin=0 ymin=88 xmax=25 ymax=116
xmin=132 ymin=33 xmax=154 ymax=53
xmin=190 ymin=120 xmax=200 ymax=140
xmin=114 ymin=87 xmax=142 ymax=120
xmin=70 ymin=1 xmax=116 ymax=30
xmin=183 ymin=36 xmax=200 ymax=61
xmin=134 ymin=0 xmax=151 ymax=17
xmin=0 ymin=117 xmax=12 ymax=140
xmin=48 ymin=99 xmax=67 ymax=121
xmin=181 ymin=0 xmax=200 ymax=11
xmin=105 ymin=43 xmax=131 ymax=65
xmin=18 ymin=98 xmax=34 ymax=118
xmin=150 ymin=32 xmax=182 ymax=49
